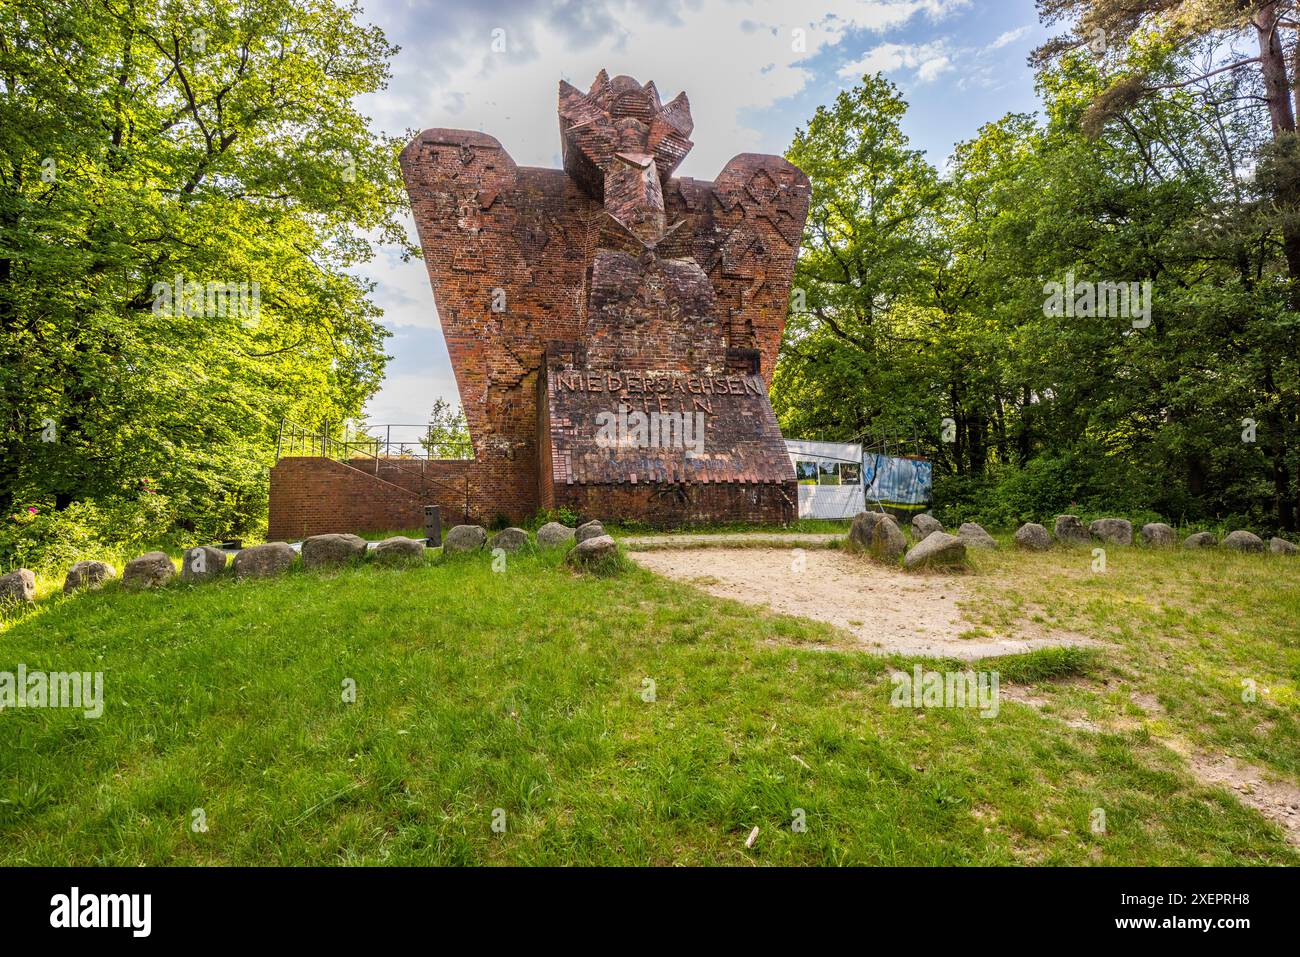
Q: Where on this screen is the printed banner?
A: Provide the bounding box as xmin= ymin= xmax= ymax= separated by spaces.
xmin=863 ymin=454 xmax=932 ymax=506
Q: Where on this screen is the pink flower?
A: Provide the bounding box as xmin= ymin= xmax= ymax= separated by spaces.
xmin=26 ymin=507 xmax=37 ymax=514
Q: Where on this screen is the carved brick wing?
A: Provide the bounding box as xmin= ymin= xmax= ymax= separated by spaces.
xmin=399 ymin=129 xmax=534 ymax=449
xmin=695 ymin=154 xmax=810 ymax=386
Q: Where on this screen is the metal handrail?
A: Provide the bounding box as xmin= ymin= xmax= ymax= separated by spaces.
xmin=275 ymin=420 xmax=473 ymax=461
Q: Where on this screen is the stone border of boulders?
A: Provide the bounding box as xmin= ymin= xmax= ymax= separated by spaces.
xmin=2 ymin=519 xmax=624 ymax=609
xmin=840 ymin=510 xmax=1299 ymax=574
xmin=7 ymin=511 xmax=1293 ymax=609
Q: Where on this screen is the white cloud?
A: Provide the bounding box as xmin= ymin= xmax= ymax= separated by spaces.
xmin=357 ymin=216 xmax=439 ymax=329
xmin=363 ymin=370 xmax=455 ymax=425
xmin=988 ymin=25 xmax=1030 ymax=50
xmin=917 ymin=53 xmax=954 ymax=82
xmin=839 ymin=40 xmax=955 ymax=83
xmin=361 ymin=0 xmax=971 ymax=177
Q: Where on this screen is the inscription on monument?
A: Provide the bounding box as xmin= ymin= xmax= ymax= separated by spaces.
xmin=553 ymin=370 xmax=764 ymax=414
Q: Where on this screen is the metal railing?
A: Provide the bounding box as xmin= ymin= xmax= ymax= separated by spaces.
xmin=276 ymin=420 xmax=473 ymax=461
xmin=275 ymin=418 xmax=473 ymax=522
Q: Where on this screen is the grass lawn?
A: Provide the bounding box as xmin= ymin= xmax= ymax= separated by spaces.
xmin=0 ymin=538 xmax=1297 ymax=865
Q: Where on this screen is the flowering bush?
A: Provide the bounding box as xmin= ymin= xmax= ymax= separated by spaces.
xmin=7 ymin=506 xmax=38 ymax=527
xmin=0 ymin=496 xmax=183 ymax=573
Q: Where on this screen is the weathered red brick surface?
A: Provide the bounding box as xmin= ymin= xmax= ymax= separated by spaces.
xmin=269 ymin=70 xmax=809 ymax=534
xmin=267 ymin=456 xmax=522 ymax=539
xmin=268 ymin=457 xmax=426 ymax=541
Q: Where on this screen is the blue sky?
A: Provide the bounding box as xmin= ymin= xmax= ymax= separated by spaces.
xmin=354 ymin=0 xmax=1052 ymax=425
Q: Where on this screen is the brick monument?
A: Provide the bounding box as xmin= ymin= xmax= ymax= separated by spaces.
xmin=268 ymin=71 xmax=809 ymax=538
xmin=405 ymin=69 xmax=810 ymax=525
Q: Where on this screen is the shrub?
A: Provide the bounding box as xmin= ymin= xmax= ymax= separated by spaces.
xmin=932 ymin=447 xmax=1167 ymax=530
xmin=0 ymin=495 xmax=185 ymax=573
xmin=533 ymin=506 xmax=581 ymax=529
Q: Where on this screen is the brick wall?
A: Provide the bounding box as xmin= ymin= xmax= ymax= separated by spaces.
xmin=267 ymin=455 xmax=543 ymax=541
xmin=553 ymin=480 xmax=795 ymax=528
xmin=268 ymin=453 xmax=794 ymax=535
xmin=267 ymin=458 xmax=425 ymax=541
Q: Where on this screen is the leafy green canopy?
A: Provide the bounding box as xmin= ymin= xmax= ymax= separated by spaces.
xmin=0 ymin=0 xmax=410 ymax=547
xmin=777 ymin=53 xmax=1299 ymax=531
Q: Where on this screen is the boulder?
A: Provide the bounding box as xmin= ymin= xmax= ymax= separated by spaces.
xmin=1054 ymin=515 xmax=1090 ymax=545
xmin=903 ymin=531 xmax=966 ymax=570
xmin=443 ymin=524 xmax=487 ymax=555
xmin=1089 ymin=518 xmax=1133 ymax=545
xmin=537 ymin=522 xmax=576 ymax=548
xmin=301 ymin=533 xmax=368 ymax=569
xmin=1270 ymin=537 xmax=1299 ymax=556
xmin=1140 ymin=523 xmax=1176 ymax=547
xmin=848 ymin=511 xmax=896 ymax=551
xmin=0 ymin=568 xmax=36 ymax=604
xmin=180 ymin=545 xmax=228 ymax=583
xmin=870 ymin=517 xmax=908 ymax=563
xmin=565 ymin=534 xmax=619 ymax=568
xmin=232 ymin=542 xmax=296 ymax=578
xmin=575 ymin=520 xmax=606 ymax=544
xmin=1222 ymin=530 xmax=1265 ymax=553
xmin=63 ymin=560 xmax=116 ymax=594
xmin=124 ymin=551 xmax=175 ymax=589
xmin=957 ymin=522 xmax=997 ymax=548
xmin=911 ymin=513 xmax=943 ymax=542
xmin=489 ymin=527 xmax=529 ymax=553
xmin=370 ymin=536 xmax=426 ymax=566
xmin=1013 ymin=523 xmax=1052 ymax=550
xmin=1183 ymin=531 xmax=1217 ymax=549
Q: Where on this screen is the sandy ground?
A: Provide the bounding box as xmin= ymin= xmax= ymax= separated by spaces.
xmin=1189 ymin=757 xmax=1300 ymax=847
xmin=1163 ymin=739 xmax=1300 ymax=848
xmin=631 ymin=542 xmax=1300 ymax=846
xmin=630 ymin=546 xmax=1093 ymax=661
xmin=1008 ymin=690 xmax=1300 ymax=848
xmin=622 ymin=532 xmax=840 ymax=549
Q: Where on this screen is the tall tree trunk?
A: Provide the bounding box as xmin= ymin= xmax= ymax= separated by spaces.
xmin=1187 ymin=455 xmax=1206 ymax=499
xmin=967 ymin=413 xmax=988 ymax=474
xmin=1017 ymin=386 xmax=1032 ymax=466
xmin=1263 ymin=367 xmax=1296 ymax=531
xmin=1255 ymin=5 xmax=1300 ymax=293
xmin=1255 ymin=4 xmax=1297 ymax=135
xmin=1273 ymin=456 xmax=1295 ymax=533
xmin=1294 ymin=15 xmax=1300 ymax=130
xmin=0 ymin=158 xmax=22 ymax=516
xmin=949 ymin=383 xmax=964 ymax=477
xmin=993 ymin=393 xmax=1008 ymax=466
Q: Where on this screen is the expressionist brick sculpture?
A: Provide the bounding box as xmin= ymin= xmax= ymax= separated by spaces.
xmin=398 ymin=70 xmax=811 ymax=526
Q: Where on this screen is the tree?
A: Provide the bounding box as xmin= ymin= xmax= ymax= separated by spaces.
xmin=421 ymin=398 xmax=470 ymax=459
xmin=1034 ymin=0 xmax=1300 ymax=292
xmin=775 ymin=75 xmax=945 ymax=450
xmin=0 ymin=0 xmax=410 ymax=539
xmin=1037 ymin=3 xmax=1300 ymax=528
xmin=775 ymin=52 xmax=1299 ymax=530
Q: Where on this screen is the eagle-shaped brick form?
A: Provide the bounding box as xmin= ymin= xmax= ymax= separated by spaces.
xmin=398 ymin=70 xmax=811 ymax=526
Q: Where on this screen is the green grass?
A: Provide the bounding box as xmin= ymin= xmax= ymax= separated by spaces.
xmin=960 ymin=536 xmax=1300 ymax=778
xmin=983 ymin=646 xmax=1098 ymax=684
xmin=353 ymin=528 xmax=426 ymax=542
xmin=0 ymin=538 xmax=1297 ymax=865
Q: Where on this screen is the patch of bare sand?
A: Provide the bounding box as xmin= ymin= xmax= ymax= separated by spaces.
xmin=1163 ymin=742 xmax=1300 ymax=848
xmin=630 ymin=546 xmax=1095 ymax=661
xmin=999 ymin=689 xmax=1300 ymax=846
